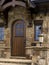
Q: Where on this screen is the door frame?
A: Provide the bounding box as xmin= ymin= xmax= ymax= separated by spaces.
xmin=11 ymin=19 xmax=26 ymax=56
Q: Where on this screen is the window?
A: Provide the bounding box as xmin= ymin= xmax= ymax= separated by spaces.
xmin=15 ymin=22 xmax=24 ymax=36
xmin=35 ymin=25 xmax=42 ymax=41
xmin=34 ymin=20 xmax=43 ymax=41
xmin=0 ymin=27 xmax=4 ymax=40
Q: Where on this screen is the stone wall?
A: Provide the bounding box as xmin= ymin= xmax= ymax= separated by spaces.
xmin=0 ymin=6 xmax=49 ymax=60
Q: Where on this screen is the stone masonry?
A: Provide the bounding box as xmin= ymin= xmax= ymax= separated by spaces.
xmin=0 ymin=5 xmax=49 ymax=65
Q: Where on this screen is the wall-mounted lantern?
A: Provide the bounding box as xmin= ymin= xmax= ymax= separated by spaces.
xmin=38 ymin=34 xmax=44 ymax=46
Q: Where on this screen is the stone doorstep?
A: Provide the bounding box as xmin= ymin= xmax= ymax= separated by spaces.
xmin=10 ymin=56 xmax=26 ymax=59
xmin=0 ymin=58 xmax=32 ymax=63
xmin=0 ymin=63 xmax=29 ymax=65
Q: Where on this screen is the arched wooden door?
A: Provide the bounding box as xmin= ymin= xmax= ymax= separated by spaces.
xmin=11 ymin=20 xmax=26 ymax=56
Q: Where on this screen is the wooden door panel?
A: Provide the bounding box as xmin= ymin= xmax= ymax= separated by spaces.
xmin=12 ymin=37 xmax=25 ymax=56
xmin=11 ymin=20 xmax=25 ymax=56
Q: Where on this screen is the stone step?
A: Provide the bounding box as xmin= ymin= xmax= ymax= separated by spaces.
xmin=0 ymin=58 xmax=31 ymax=65
xmin=0 ymin=63 xmax=29 ymax=65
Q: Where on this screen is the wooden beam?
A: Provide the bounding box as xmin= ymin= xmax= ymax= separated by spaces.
xmin=0 ymin=0 xmax=5 ymax=5
xmin=2 ymin=1 xmax=26 ymax=10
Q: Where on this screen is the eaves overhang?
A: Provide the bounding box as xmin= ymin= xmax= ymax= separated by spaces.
xmin=0 ymin=0 xmax=36 ymax=11
xmin=30 ymin=0 xmax=49 ymax=6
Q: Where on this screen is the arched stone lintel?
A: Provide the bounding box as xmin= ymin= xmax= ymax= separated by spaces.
xmin=2 ymin=1 xmax=26 ymax=10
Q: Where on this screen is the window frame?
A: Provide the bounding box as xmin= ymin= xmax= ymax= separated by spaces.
xmin=0 ymin=23 xmax=4 ymax=41
xmin=34 ymin=20 xmax=43 ymax=41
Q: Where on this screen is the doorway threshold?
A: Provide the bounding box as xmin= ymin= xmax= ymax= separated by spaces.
xmin=10 ymin=56 xmax=26 ymax=59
